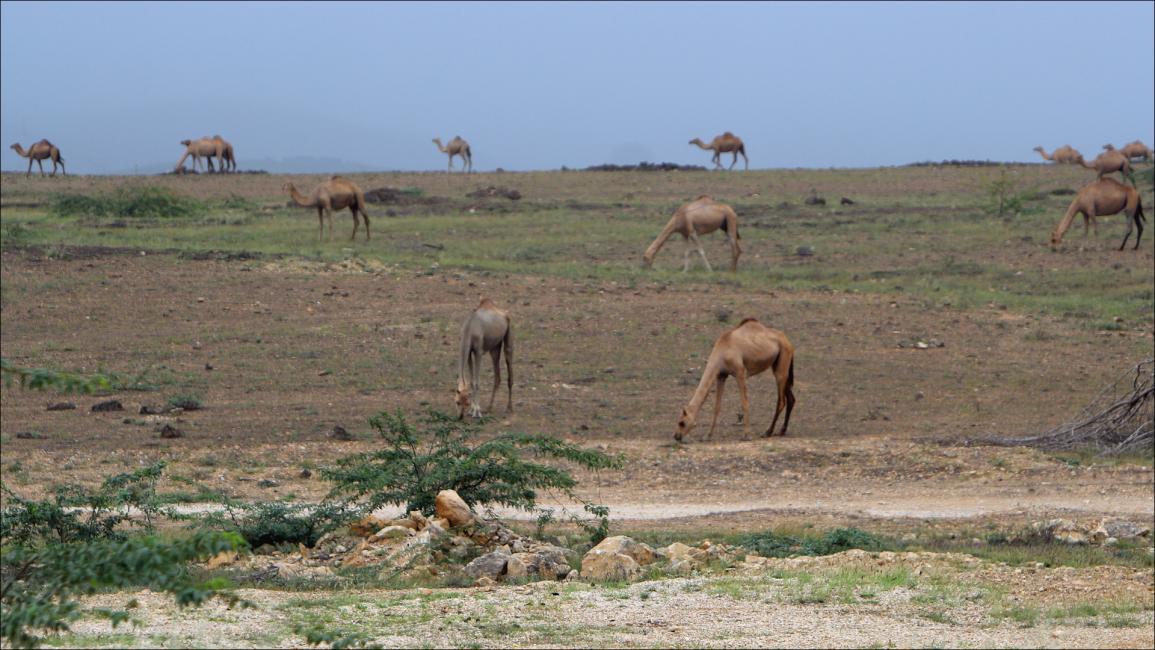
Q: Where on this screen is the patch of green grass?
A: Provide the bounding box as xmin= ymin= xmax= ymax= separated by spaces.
xmin=52 ymin=186 xmax=205 ymax=219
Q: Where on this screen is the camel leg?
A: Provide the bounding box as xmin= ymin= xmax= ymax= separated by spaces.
xmin=470 ymin=347 xmax=483 ymax=418
xmin=734 ymin=367 xmax=750 ymax=438
xmin=707 ymin=375 xmax=726 ymax=440
xmin=503 ymin=336 xmax=513 ymax=414
xmin=1119 ymin=208 xmax=1143 ymax=251
xmin=316 ymin=208 xmax=324 ymax=242
xmin=683 ymin=239 xmax=693 ymax=273
xmin=689 ymin=232 xmax=712 ymax=272
xmin=361 ymin=208 xmax=371 ymax=240
xmin=26 ymin=158 xmax=33 ymax=177
xmin=487 ymin=348 xmax=501 ymax=413
xmin=348 ymin=207 xmax=359 ymax=241
xmin=729 ymin=152 xmax=738 ymax=170
xmin=766 ymin=355 xmax=795 ymax=437
xmin=742 ymin=151 xmax=749 ymax=171
xmin=36 ymin=159 xmax=45 ymax=176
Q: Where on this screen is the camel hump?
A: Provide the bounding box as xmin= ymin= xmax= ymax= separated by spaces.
xmin=331 ymin=175 xmax=346 ymax=181
xmin=722 ymin=131 xmax=735 ymax=138
xmin=738 ymin=317 xmax=759 ymax=326
xmin=696 ymin=194 xmax=712 ymax=201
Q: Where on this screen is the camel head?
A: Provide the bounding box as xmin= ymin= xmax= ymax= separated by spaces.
xmin=8 ymin=143 xmax=19 ymax=153
xmin=688 ymin=138 xmax=704 ymax=147
xmin=674 ymin=407 xmax=696 ymax=442
xmin=282 ymin=182 xmax=296 ymax=193
xmin=1032 ymin=146 xmax=1043 ymax=152
xmin=180 ymin=140 xmax=192 ymax=147
xmin=455 ymin=380 xmax=472 ymax=420
xmin=1103 ymin=144 xmax=1116 ymax=151
xmin=641 ymin=251 xmax=654 ymax=268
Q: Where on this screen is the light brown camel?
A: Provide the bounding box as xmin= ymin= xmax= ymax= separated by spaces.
xmin=1082 ymin=148 xmax=1135 ymax=186
xmin=283 ymin=176 xmax=371 ymax=241
xmin=182 ymin=136 xmax=236 ymax=173
xmin=689 ymin=132 xmax=747 ymax=170
xmin=1051 ymin=178 xmax=1145 ymax=251
xmin=433 ymin=136 xmax=472 ymax=173
xmin=210 ymin=135 xmax=236 ymax=172
xmin=675 ymin=318 xmax=795 ymax=442
xmin=1032 ymin=145 xmax=1084 ymax=165
xmin=175 ymin=137 xmax=225 ymax=173
xmin=10 ymin=140 xmax=66 ymax=177
xmin=1107 ymin=141 xmax=1153 ymax=164
xmin=456 ymin=298 xmax=513 ymax=419
xmin=642 ymin=195 xmax=742 ymax=272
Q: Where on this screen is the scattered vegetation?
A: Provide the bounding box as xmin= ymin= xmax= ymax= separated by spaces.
xmin=737 ymin=527 xmax=889 ymax=558
xmin=51 ymin=186 xmax=204 ymax=219
xmin=0 ymin=358 xmax=113 ymax=394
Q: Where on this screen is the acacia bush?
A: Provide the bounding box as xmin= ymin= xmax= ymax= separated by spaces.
xmin=322 ymin=409 xmax=623 ymax=516
xmin=0 ymin=367 xmax=245 ymax=648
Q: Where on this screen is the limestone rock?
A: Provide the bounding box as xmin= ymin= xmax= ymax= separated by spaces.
xmin=349 ymin=515 xmax=391 ymax=537
xmin=505 ymin=555 xmax=528 ymax=580
xmin=464 ymin=550 xmax=509 ymax=580
xmin=590 ymin=536 xmax=656 ymax=566
xmin=435 ymin=490 xmax=475 ymax=528
xmin=580 ymin=549 xmax=639 ymax=581
xmin=370 ymin=525 xmax=415 ymax=542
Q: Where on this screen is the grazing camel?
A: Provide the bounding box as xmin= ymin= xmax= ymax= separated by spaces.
xmin=210 ymin=135 xmax=236 ymax=172
xmin=675 ymin=318 xmax=795 ymax=442
xmin=433 ymin=136 xmax=472 ymax=173
xmin=1050 ymin=178 xmax=1145 ymax=251
xmin=689 ymin=132 xmax=747 ymax=170
xmin=1107 ymin=141 xmax=1153 ymax=164
xmin=283 ymin=176 xmax=371 ymax=241
xmin=642 ymin=195 xmax=742 ymax=272
xmin=175 ymin=137 xmax=226 ymax=173
xmin=10 ymin=140 xmax=65 ymax=177
xmin=1033 ymin=145 xmax=1084 ymax=165
xmin=455 ymin=298 xmax=513 ymax=419
xmin=1082 ymin=148 xmax=1135 ymax=186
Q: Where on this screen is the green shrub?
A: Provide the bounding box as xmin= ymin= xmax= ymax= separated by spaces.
xmin=737 ymin=527 xmax=890 ymax=558
xmin=1 ymin=463 xmax=169 ymax=546
xmin=0 ymin=358 xmax=113 ymax=394
xmin=1 ymin=531 xmax=247 ymax=649
xmin=207 ymin=500 xmax=358 ymax=549
xmin=51 ymin=187 xmax=203 ymax=219
xmin=322 ymin=409 xmax=623 ymax=516
xmin=167 ymin=394 xmax=203 ymax=411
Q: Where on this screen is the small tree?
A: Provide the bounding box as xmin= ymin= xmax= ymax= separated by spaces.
xmin=322 ymin=409 xmax=623 ymax=516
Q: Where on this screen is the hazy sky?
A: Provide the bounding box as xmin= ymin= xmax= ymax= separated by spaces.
xmin=2 ymin=1 xmax=1153 ymax=174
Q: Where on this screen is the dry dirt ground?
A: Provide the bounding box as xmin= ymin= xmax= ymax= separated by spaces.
xmin=1 ymin=166 xmax=1153 ymax=647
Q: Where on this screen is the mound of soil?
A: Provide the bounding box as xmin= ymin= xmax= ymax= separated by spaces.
xmin=584 ymin=162 xmax=707 ymax=172
xmin=466 ymin=186 xmax=522 ymax=201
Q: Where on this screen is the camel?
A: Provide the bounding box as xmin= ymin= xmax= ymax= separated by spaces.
xmin=10 ymin=140 xmax=65 ymax=177
xmin=1050 ymin=178 xmax=1145 ymax=251
xmin=642 ymin=195 xmax=742 ymax=272
xmin=283 ymin=176 xmax=371 ymax=241
xmin=1082 ymin=148 xmax=1135 ymax=186
xmin=209 ymin=135 xmax=236 ymax=172
xmin=175 ymin=137 xmax=226 ymax=173
xmin=433 ymin=136 xmax=472 ymax=173
xmin=456 ymin=298 xmax=513 ymax=419
xmin=689 ymin=132 xmax=747 ymax=170
xmin=674 ymin=318 xmax=795 ymax=442
xmin=1033 ymin=145 xmax=1084 ymax=165
xmin=1107 ymin=141 xmax=1153 ymax=164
